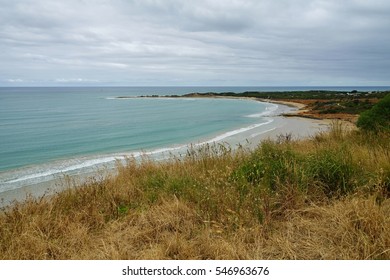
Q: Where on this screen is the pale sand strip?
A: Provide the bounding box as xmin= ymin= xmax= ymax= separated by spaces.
xmin=213 ymin=104 xmax=331 ymax=150
xmin=257 ymin=98 xmax=307 ymax=109
xmin=0 ymin=99 xmax=334 ymax=208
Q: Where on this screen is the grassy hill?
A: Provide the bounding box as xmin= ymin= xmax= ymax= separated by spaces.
xmin=1 ymin=122 xmax=389 ymax=259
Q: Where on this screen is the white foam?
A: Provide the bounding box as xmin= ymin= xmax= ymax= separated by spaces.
xmin=1 ymin=146 xmax=191 ymax=190
xmin=144 ymin=145 xmax=186 ymax=155
xmin=1 ymin=99 xmax=289 ymax=193
xmin=245 ymin=113 xmax=264 ymax=118
xmin=245 ymin=103 xmax=279 ymax=118
xmin=1 ymin=119 xmax=274 ymax=190
xmin=198 ymin=118 xmax=274 ymax=145
xmin=6 ymin=156 xmax=119 ymax=184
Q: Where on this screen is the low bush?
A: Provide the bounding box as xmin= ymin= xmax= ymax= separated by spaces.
xmin=357 ymin=93 xmax=390 ymax=132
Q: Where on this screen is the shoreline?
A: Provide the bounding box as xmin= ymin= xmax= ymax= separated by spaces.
xmin=0 ymin=97 xmax=335 ymax=208
xmin=264 ymin=98 xmax=357 ymax=131
xmin=116 ymin=93 xmax=357 ymax=125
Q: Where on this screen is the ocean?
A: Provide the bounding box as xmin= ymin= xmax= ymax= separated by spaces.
xmin=0 ymin=86 xmax=388 ymax=198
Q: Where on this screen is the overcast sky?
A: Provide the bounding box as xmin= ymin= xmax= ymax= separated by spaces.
xmin=1 ymin=0 xmax=389 ymax=86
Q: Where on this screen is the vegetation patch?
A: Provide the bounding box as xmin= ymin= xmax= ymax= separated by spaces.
xmin=357 ymin=93 xmax=390 ymax=132
xmin=1 ymin=125 xmax=389 ymax=259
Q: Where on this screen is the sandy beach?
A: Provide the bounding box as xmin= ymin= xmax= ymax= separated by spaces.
xmin=208 ymin=100 xmax=331 ymax=149
xmin=0 ymin=99 xmax=333 ymax=208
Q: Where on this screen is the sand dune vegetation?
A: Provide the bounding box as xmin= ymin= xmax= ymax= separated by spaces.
xmin=0 ymin=121 xmax=389 ymax=259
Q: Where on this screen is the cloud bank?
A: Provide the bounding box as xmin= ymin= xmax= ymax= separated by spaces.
xmin=1 ymin=0 xmax=389 ymax=86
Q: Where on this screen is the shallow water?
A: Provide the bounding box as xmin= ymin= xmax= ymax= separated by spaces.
xmin=3 ymin=85 xmax=383 ymax=197
xmin=0 ymin=87 xmax=281 ymax=194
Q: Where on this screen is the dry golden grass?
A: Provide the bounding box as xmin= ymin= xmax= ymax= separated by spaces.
xmin=0 ymin=123 xmax=389 ymax=259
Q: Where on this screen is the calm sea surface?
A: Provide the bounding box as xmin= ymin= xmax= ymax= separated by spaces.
xmin=0 ymin=86 xmax=388 ymax=193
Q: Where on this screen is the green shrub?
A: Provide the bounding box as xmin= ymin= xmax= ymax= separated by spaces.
xmin=307 ymin=148 xmax=356 ymax=197
xmin=234 ymin=142 xmax=306 ymax=191
xmin=357 ymin=93 xmax=390 ymax=132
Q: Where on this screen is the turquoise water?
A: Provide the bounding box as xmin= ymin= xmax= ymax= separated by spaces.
xmin=0 ymin=87 xmax=271 ymax=170
xmin=0 ymin=87 xmax=278 ymax=192
xmin=1 ymin=86 xmax=388 ymax=193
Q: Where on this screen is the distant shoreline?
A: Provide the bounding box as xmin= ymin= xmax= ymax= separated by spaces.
xmin=113 ymin=88 xmax=389 ymax=125
xmin=0 ymin=95 xmax=330 ymax=207
xmin=112 ymin=91 xmax=364 ymax=135
xmin=3 ymin=89 xmax=384 ymax=207
xmin=106 ymin=93 xmax=350 ymax=148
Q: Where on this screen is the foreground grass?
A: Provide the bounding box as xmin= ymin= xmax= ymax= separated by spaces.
xmin=1 ymin=123 xmax=389 ymax=259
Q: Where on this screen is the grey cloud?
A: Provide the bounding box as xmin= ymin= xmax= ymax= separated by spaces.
xmin=0 ymin=0 xmax=389 ymax=86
